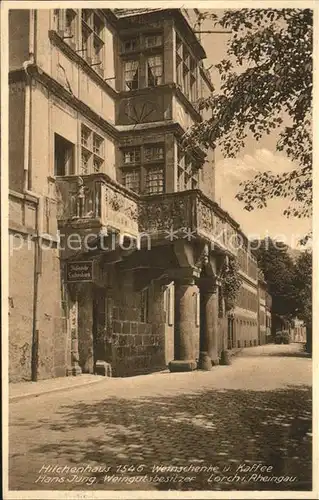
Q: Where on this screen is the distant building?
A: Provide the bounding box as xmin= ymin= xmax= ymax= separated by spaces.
xmin=8 ymin=8 xmax=271 ymax=382
xmin=291 ymin=318 xmax=306 ymax=343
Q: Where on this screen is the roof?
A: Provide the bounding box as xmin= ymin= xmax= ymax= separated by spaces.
xmin=113 ymin=9 xmax=163 ymax=18
xmin=113 ymin=8 xmax=206 ymax=60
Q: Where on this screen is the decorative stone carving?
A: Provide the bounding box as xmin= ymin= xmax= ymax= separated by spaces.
xmin=103 ymin=185 xmax=138 ymax=235
xmin=139 ymin=195 xmax=194 ymax=233
xmin=197 ymin=199 xmax=214 ymax=236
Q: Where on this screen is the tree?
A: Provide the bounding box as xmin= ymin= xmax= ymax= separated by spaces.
xmin=293 ymin=250 xmax=312 ymax=353
xmin=222 ymin=257 xmax=242 ymax=312
xmin=185 ymin=9 xmax=312 ymax=228
xmin=251 ymin=238 xmax=298 ymax=328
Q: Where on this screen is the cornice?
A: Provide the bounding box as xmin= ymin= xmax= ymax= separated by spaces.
xmin=26 ymin=64 xmax=119 ymax=140
xmin=116 ymin=120 xmax=185 ymax=136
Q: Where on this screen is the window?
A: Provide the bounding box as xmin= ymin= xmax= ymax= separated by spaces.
xmin=147 ymin=55 xmax=163 ymax=87
xmin=146 ymin=167 xmax=164 ymax=195
xmin=140 ymin=289 xmax=149 ymax=322
xmin=122 ymin=37 xmax=140 ymax=53
xmin=175 ymin=34 xmax=198 ymax=102
xmin=65 ymin=9 xmax=77 ymax=37
xmin=81 ymin=10 xmax=105 ymax=74
xmin=177 ymin=145 xmax=199 ymax=191
xmin=55 ymin=9 xmax=77 ymax=40
xmin=121 ymin=144 xmax=165 ymax=195
xmin=54 ymin=134 xmax=75 ymax=176
xmin=80 ymin=124 xmax=105 ymax=174
xmin=123 ymin=148 xmax=141 ymax=165
xmin=144 ymin=145 xmax=164 ymax=162
xmin=145 ymin=34 xmax=163 ymax=48
xmin=121 ymin=33 xmax=163 ymax=90
xmin=123 ymin=169 xmax=140 ymax=193
xmin=124 ymin=60 xmax=139 ymax=90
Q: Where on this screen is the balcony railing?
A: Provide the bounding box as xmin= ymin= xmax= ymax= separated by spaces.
xmin=56 ymin=173 xmax=239 ymax=255
xmin=56 ymin=173 xmax=139 ymax=237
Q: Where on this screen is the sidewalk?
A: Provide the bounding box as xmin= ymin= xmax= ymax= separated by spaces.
xmin=9 ymin=374 xmax=106 ymax=402
xmin=9 ymin=351 xmax=244 ymax=403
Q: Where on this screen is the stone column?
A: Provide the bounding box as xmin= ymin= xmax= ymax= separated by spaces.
xmin=197 ymin=278 xmax=219 ymax=370
xmin=168 ymin=274 xmax=198 ymax=372
xmin=67 ymin=287 xmax=82 ymax=376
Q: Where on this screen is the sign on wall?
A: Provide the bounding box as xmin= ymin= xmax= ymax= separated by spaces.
xmin=66 ymin=261 xmax=94 ymax=283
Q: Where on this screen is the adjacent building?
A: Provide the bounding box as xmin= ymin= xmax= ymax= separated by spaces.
xmin=8 ymin=7 xmax=269 ymax=382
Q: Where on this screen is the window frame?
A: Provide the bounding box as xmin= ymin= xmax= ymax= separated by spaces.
xmin=123 ymin=59 xmax=140 ymax=91
xmin=54 ymin=133 xmax=75 ymax=177
xmin=80 ymin=123 xmax=105 ymax=175
xmin=146 ymin=54 xmax=164 ymax=88
xmin=121 ymin=31 xmax=164 ymax=91
xmin=81 ymin=9 xmax=105 ymax=76
xmin=175 ymin=32 xmax=198 ymax=103
xmin=145 ymin=165 xmax=165 ymax=195
xmin=120 ymin=143 xmax=165 ymax=195
xmin=177 ymin=144 xmax=200 ymax=192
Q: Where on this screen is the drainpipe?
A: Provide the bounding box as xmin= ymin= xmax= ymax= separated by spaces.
xmin=22 ymin=9 xmax=42 ymax=381
xmin=23 ymin=9 xmax=35 ymax=192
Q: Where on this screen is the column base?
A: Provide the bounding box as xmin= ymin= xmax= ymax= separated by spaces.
xmin=67 ymin=364 xmax=82 ymax=376
xmin=198 ymin=352 xmax=212 ymax=371
xmin=220 ymin=350 xmax=232 ymax=365
xmin=211 ymin=357 xmax=220 ymax=366
xmin=168 ymin=360 xmax=197 ymax=372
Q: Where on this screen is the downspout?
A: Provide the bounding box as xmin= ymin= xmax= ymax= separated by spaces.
xmin=22 ymin=9 xmax=42 ymax=381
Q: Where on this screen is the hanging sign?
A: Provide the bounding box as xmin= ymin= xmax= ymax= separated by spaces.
xmin=66 ymin=261 xmax=94 ymax=282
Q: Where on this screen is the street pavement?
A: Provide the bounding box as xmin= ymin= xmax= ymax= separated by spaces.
xmin=8 ymin=343 xmax=312 ymax=492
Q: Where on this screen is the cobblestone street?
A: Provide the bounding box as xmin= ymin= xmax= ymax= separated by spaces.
xmin=9 ymin=343 xmax=312 ymax=492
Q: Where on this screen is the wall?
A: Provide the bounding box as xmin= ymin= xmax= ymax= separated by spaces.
xmin=40 ymin=9 xmax=117 ymax=124
xmin=9 ymin=192 xmax=67 ymax=382
xmin=36 ymin=238 xmax=67 ymax=379
xmin=35 ymin=9 xmax=52 ymax=75
xmin=172 ymin=95 xmax=195 ymax=130
xmin=30 ymin=82 xmax=50 ymax=194
xmin=116 ymin=88 xmax=172 ymax=126
xmin=9 ymin=228 xmax=35 ymax=382
xmin=9 ymin=81 xmax=26 ymax=192
xmin=111 ymin=269 xmax=167 ymax=377
xmin=9 ymin=10 xmax=30 ymax=71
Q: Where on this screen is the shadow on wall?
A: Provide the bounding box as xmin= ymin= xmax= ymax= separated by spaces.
xmin=12 ymin=385 xmax=312 ymax=491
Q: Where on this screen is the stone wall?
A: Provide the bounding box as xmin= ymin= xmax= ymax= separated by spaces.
xmin=110 ymin=269 xmax=166 ymax=377
xmin=9 ymin=191 xmax=67 ymax=382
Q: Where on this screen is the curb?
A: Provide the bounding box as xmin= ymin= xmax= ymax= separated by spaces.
xmin=9 ymin=376 xmax=107 ymax=403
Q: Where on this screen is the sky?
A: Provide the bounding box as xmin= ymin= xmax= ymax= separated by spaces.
xmin=194 ymin=10 xmax=312 ymax=249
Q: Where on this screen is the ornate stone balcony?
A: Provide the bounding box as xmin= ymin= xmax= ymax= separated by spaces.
xmin=56 ymin=173 xmax=239 ymax=256
xmin=56 ymin=173 xmax=139 ymax=237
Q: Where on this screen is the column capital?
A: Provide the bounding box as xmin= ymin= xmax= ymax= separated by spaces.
xmin=197 ymin=276 xmax=219 ymax=294
xmin=167 ymin=266 xmax=201 ymax=286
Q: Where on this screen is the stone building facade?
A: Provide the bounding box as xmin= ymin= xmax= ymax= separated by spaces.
xmin=8 ymin=8 xmax=270 ymax=382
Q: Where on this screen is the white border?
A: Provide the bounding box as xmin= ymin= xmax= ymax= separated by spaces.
xmin=1 ymin=1 xmax=318 ymax=499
